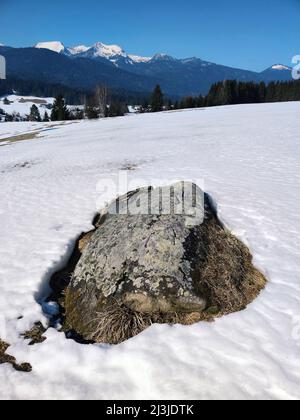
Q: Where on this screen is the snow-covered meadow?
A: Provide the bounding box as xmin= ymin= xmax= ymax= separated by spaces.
xmin=0 ymin=103 xmax=300 ymax=400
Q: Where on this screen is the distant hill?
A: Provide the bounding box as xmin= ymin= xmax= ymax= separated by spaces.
xmin=260 ymin=64 xmax=293 ymax=82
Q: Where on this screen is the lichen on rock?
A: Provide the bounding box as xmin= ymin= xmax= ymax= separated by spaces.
xmin=63 ymin=182 xmax=266 ymax=344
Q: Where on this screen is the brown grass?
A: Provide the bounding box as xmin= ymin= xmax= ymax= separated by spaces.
xmin=87 ymin=301 xmax=153 ymax=344
xmin=83 ymin=302 xmax=228 ymax=345
xmin=0 ymin=122 xmax=78 ymax=146
xmin=192 ymin=221 xmax=267 ymax=317
xmin=0 ymin=339 xmax=32 ymax=372
xmin=18 ymin=98 xmax=47 ymax=104
xmin=0 ymin=132 xmax=41 ymax=145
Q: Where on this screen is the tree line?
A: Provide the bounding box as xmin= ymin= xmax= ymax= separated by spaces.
xmin=29 ymin=89 xmax=128 ymax=122
xmin=1 ymin=85 xmax=129 ymax=122
xmin=0 ymin=77 xmax=149 ymax=106
xmin=141 ymin=79 xmax=300 ymax=113
xmin=0 ymin=77 xmax=86 ymax=105
xmin=2 ymin=77 xmax=300 ymax=122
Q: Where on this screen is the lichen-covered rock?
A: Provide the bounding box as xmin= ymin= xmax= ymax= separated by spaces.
xmin=64 ymin=182 xmax=266 ymax=344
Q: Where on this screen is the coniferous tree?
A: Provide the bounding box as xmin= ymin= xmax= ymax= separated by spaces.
xmin=85 ymin=96 xmax=98 ymax=119
xmin=150 ymin=85 xmax=164 ymax=112
xmin=258 ymin=82 xmax=267 ymax=103
xmin=107 ymin=101 xmax=127 ymax=117
xmin=5 ymin=114 xmax=13 ymax=122
xmin=70 ymin=108 xmax=84 ymax=120
xmin=29 ymin=104 xmax=41 ymax=122
xmin=180 ymin=96 xmax=198 ymax=109
xmin=51 ymin=95 xmax=69 ymax=121
xmin=197 ymin=96 xmax=205 ymax=107
xmin=43 ymin=111 xmax=50 ymax=122
xmin=85 ymin=105 xmax=98 ymax=119
xmin=205 ymin=83 xmax=219 ymax=106
xmin=140 ymin=99 xmax=149 ymax=113
xmin=166 ymin=99 xmax=173 ymax=111
xmin=173 ymin=101 xmax=179 ymax=110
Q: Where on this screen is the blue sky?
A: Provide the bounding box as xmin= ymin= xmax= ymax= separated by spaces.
xmin=1 ymin=0 xmax=299 ymax=71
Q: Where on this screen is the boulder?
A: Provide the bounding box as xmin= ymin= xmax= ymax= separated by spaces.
xmin=64 ymin=182 xmax=266 ymax=344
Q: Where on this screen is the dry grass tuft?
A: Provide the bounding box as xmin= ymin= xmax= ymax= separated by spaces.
xmin=87 ymin=301 xmax=153 ymax=344
xmin=0 ymin=339 xmax=32 ymax=372
xmin=193 ymin=222 xmax=267 ymax=317
xmin=85 ymin=302 xmax=224 ymax=344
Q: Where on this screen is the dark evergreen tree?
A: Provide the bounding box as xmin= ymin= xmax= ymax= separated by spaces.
xmin=29 ymin=104 xmax=41 ymax=122
xmin=197 ymin=96 xmax=205 ymax=107
xmin=166 ymin=99 xmax=173 ymax=111
xmin=173 ymin=101 xmax=179 ymax=110
xmin=150 ymin=85 xmax=164 ymax=112
xmin=85 ymin=96 xmax=98 ymax=119
xmin=51 ymin=95 xmax=70 ymax=121
xmin=140 ymin=99 xmax=149 ymax=113
xmin=205 ymin=83 xmax=219 ymax=106
xmin=5 ymin=114 xmax=13 ymax=122
xmin=107 ymin=101 xmax=127 ymax=117
xmin=258 ymin=82 xmax=267 ymax=103
xmin=70 ymin=107 xmax=84 ymax=120
xmin=199 ymin=79 xmax=300 ymax=109
xmin=180 ymin=96 xmax=198 ymax=109
xmin=43 ymin=111 xmax=50 ymax=122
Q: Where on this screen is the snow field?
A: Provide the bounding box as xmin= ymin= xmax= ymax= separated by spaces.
xmin=0 ymin=103 xmax=299 ymax=399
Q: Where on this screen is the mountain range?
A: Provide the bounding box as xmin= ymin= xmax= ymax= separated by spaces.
xmin=0 ymin=41 xmax=293 ymax=98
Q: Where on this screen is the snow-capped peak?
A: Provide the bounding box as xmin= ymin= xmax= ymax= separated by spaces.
xmin=128 ymin=54 xmax=152 ymax=63
xmin=35 ymin=41 xmax=65 ymax=54
xmin=33 ymin=40 xmax=154 ymax=65
xmin=89 ymin=42 xmax=126 ymax=58
xmin=151 ymin=53 xmax=175 ymax=62
xmin=67 ymin=45 xmax=90 ymax=55
xmin=271 ymin=64 xmax=291 ymax=71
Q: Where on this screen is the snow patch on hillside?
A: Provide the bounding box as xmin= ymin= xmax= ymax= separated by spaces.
xmin=0 ymin=95 xmax=54 ymax=119
xmin=271 ymin=64 xmax=291 ymax=71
